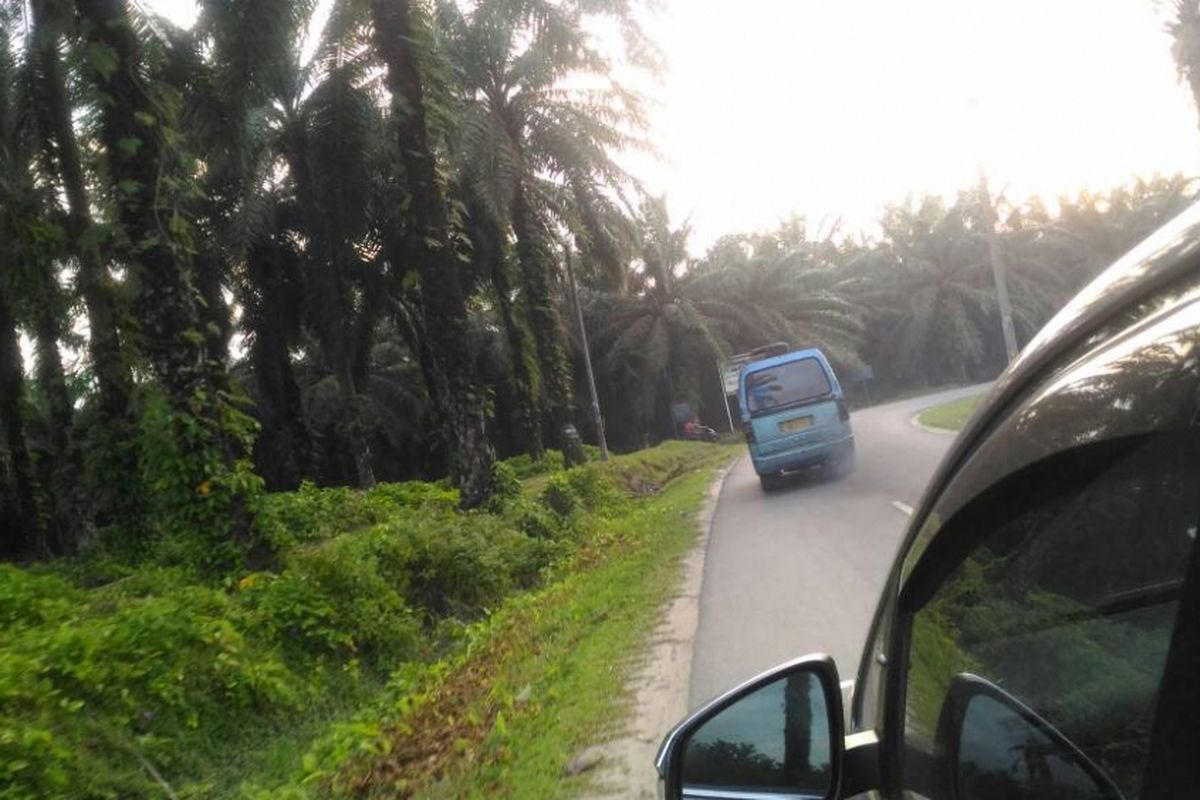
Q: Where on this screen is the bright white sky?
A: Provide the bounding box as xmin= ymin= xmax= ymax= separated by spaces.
xmin=148 ymin=0 xmax=1200 ymax=253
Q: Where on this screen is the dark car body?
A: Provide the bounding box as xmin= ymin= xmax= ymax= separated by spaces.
xmin=659 ymin=201 xmax=1200 ymax=798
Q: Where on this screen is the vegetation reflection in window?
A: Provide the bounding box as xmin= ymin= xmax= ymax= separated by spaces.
xmin=904 ymin=436 xmax=1199 ymax=798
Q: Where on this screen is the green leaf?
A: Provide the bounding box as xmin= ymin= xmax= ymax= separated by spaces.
xmin=116 ymin=137 xmax=142 ymax=157
xmin=85 ymin=43 xmax=119 ymax=81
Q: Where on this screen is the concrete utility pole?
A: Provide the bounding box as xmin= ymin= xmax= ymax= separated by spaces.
xmin=563 ymin=245 xmax=609 ymax=460
xmin=980 ymin=170 xmax=1019 ymax=363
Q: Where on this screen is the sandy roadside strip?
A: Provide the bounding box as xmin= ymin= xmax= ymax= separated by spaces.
xmin=576 ymin=458 xmax=736 ymax=799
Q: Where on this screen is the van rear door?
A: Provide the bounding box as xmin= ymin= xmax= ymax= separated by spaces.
xmin=744 ymin=357 xmax=840 ymax=447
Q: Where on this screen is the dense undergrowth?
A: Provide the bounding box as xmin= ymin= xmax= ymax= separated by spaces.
xmin=0 ymin=441 xmax=725 ymax=800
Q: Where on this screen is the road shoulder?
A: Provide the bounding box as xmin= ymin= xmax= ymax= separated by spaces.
xmin=578 ymin=458 xmax=736 ymax=798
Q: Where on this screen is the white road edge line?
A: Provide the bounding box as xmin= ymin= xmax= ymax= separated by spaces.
xmin=891 ymin=500 xmax=914 ymax=516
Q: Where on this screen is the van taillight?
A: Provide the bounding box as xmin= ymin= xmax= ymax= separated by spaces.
xmin=837 ymin=398 xmax=850 ymax=421
xmin=743 ymin=422 xmax=756 ymax=444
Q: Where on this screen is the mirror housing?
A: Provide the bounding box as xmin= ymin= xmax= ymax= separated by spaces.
xmin=656 ymin=654 xmax=845 ymax=800
xmin=935 ymin=674 xmax=1124 ymax=800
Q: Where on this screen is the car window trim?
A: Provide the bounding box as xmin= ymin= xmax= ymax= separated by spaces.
xmin=1140 ymin=507 xmax=1200 ymax=796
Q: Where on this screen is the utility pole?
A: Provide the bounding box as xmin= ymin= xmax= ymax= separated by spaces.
xmin=980 ymin=170 xmax=1019 ymax=363
xmin=563 ymin=245 xmax=609 ymax=460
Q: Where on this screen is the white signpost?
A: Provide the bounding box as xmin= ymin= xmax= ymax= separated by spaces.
xmin=716 ymin=353 xmax=754 ymax=432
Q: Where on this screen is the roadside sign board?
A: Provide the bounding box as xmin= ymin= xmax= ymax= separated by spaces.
xmin=849 ymin=364 xmax=875 ymax=382
xmin=719 ymin=353 xmax=754 ymax=395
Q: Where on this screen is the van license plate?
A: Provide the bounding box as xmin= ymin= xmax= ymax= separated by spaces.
xmin=780 ymin=416 xmax=813 ymax=433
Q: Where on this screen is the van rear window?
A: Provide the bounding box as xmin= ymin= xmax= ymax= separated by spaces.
xmin=745 ymin=358 xmax=832 ymax=414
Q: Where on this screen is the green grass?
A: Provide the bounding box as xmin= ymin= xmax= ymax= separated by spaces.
xmin=233 ymin=442 xmax=737 ymax=798
xmin=916 ymin=393 xmax=985 ymax=431
xmin=256 ymin=443 xmax=737 ymax=799
xmin=0 ymin=441 xmax=733 ymax=800
xmin=423 ymin=448 xmax=736 ymax=798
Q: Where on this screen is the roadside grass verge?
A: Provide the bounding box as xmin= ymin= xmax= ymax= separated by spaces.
xmin=253 ymin=442 xmax=737 ymax=799
xmin=916 ymin=394 xmax=985 ymax=431
xmin=0 ymin=442 xmax=733 ymax=800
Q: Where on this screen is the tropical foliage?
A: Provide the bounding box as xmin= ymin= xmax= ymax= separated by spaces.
xmin=0 ymin=0 xmax=1196 ymax=564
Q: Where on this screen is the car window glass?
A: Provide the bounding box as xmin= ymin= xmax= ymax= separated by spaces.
xmin=902 ymin=434 xmax=1199 ymax=799
xmin=746 ymin=358 xmax=832 ymax=414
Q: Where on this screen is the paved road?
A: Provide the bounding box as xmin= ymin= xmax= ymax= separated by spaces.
xmin=688 ymin=384 xmax=991 ymax=709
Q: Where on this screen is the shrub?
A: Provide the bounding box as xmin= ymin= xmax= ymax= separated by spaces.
xmin=258 ymin=479 xmax=459 ymax=548
xmin=0 ymin=566 xmax=80 ymax=630
xmin=563 ymin=466 xmax=620 ymax=513
xmin=240 ymin=532 xmax=420 ymax=662
xmin=500 ymin=451 xmax=565 ymax=480
xmin=391 ymin=514 xmax=554 ymax=620
xmin=540 ymin=473 xmax=580 ymax=518
xmin=0 ymin=576 xmax=302 ymax=799
xmin=486 ymin=460 xmax=523 ymax=513
xmin=510 ymin=497 xmax=562 ymax=540
xmin=540 ymin=466 xmax=620 ymax=519
xmin=368 ymin=480 xmax=458 ymax=513
xmin=0 ymin=442 xmax=720 ymax=798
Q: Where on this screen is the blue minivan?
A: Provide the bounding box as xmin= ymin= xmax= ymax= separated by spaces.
xmin=738 ymin=347 xmax=855 ymax=490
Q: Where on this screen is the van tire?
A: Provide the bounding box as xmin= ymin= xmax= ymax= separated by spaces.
xmin=759 ymin=473 xmax=781 ymax=492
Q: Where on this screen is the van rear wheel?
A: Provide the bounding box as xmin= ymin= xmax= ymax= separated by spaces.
xmin=759 ymin=473 xmax=781 ymax=492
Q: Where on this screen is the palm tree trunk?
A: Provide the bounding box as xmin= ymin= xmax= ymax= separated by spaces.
xmin=248 ymin=331 xmax=310 ymax=490
xmin=246 ymin=240 xmax=311 ymax=490
xmin=492 ymin=258 xmax=544 ymax=458
xmin=76 ymin=0 xmax=251 ymax=544
xmin=195 ymin=247 xmax=233 ymax=365
xmin=468 ymin=200 xmax=543 ymax=457
xmin=31 ymin=0 xmax=131 ymax=430
xmin=76 ymin=0 xmax=228 ymax=403
xmin=782 ymin=673 xmax=814 ymax=786
xmin=333 ymin=360 xmax=376 ymax=489
xmin=31 ymin=311 xmax=90 ymax=554
xmin=511 ymin=183 xmax=575 ymax=440
xmin=371 ymin=0 xmax=495 ymax=508
xmin=0 ymin=288 xmax=39 ymax=558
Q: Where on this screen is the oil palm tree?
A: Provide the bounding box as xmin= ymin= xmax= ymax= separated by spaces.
xmin=73 ymin=0 xmax=258 ymax=547
xmin=582 ymin=197 xmax=723 ymax=445
xmin=683 ymin=224 xmax=865 ymax=366
xmin=371 ymin=0 xmax=496 ymax=507
xmin=445 ymin=0 xmax=648 ymax=446
xmin=1169 ymin=1 xmax=1200 ymax=137
xmin=0 ymin=16 xmax=42 ymax=555
xmin=27 ymin=0 xmax=132 ymax=442
xmin=278 ymin=55 xmax=385 ymax=489
xmin=853 ymin=195 xmax=999 ymax=386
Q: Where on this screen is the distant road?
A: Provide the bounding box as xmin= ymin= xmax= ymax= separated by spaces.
xmin=688 ymin=384 xmax=990 ymax=708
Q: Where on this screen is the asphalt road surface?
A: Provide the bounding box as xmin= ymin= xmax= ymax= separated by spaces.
xmin=688 ymin=384 xmax=991 ymax=709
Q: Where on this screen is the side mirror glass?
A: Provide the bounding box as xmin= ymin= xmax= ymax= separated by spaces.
xmin=657 ymin=655 xmax=843 ymax=800
xmin=938 ymin=674 xmax=1124 ymax=800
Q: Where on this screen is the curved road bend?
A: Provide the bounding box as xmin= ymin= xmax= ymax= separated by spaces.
xmin=688 ymin=384 xmax=991 ymax=709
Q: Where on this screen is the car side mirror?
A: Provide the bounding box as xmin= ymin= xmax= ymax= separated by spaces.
xmin=656 ymin=654 xmax=844 ymax=800
xmin=936 ymin=674 xmax=1124 ymax=800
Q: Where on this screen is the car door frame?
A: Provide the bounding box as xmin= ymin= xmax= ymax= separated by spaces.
xmin=848 ymin=207 xmax=1200 ymax=798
